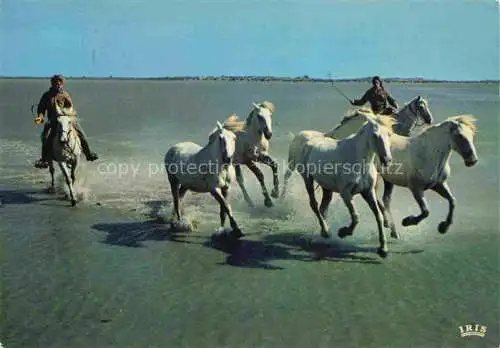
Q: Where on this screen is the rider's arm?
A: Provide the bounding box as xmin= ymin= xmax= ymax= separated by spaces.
xmin=386 ymin=93 xmax=398 ymax=109
xmin=352 ymin=88 xmax=371 ymax=106
xmin=36 ymin=92 xmax=50 ymax=118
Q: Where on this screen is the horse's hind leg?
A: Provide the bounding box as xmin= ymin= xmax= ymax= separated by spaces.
xmin=48 ymin=161 xmax=56 ymax=194
xmin=381 ymin=180 xmax=399 ymax=239
xmin=211 ymin=187 xmax=243 ymax=238
xmin=246 ymin=161 xmax=273 ymax=208
xmin=338 ymin=189 xmax=359 ymax=238
xmin=430 ymin=181 xmax=455 ymax=234
xmin=402 ymin=187 xmax=429 ymax=226
xmin=58 ymin=162 xmax=76 ymax=206
xmin=235 ymin=164 xmax=254 ymax=207
xmin=319 ymin=187 xmax=333 ymax=218
xmin=303 ymin=175 xmax=329 ymax=238
xmin=257 ymin=153 xmax=280 ymax=198
xmin=362 ymin=188 xmax=388 ymax=258
xmin=280 ymin=166 xmax=293 ymax=200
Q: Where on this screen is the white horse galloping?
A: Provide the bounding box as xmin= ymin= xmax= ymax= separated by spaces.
xmin=221 ymin=101 xmax=279 ymax=207
xmin=300 ymin=116 xmax=395 ymax=258
xmin=281 ymin=96 xmax=433 ymax=199
xmin=50 ymin=105 xmax=82 ymax=206
xmin=164 ymin=121 xmax=242 ymax=237
xmin=375 ymin=115 xmax=478 ymax=238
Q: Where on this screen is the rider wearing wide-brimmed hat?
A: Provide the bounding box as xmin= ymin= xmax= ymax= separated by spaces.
xmin=34 ymin=74 xmax=98 ymax=168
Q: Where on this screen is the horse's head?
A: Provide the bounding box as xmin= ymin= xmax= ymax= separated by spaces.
xmin=447 ymin=115 xmax=478 ymax=167
xmin=56 ymin=116 xmax=74 ymax=144
xmin=210 ymin=121 xmax=237 ymax=164
xmin=364 ymin=116 xmax=394 ymax=167
xmin=394 ymin=96 xmax=433 ymax=136
xmin=247 ymin=101 xmax=274 ymax=140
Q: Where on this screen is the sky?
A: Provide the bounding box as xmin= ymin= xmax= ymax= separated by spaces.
xmin=1 ymin=0 xmax=498 ymax=80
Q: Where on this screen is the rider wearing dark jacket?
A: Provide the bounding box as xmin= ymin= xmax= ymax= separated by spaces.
xmin=350 ymin=76 xmax=398 ymax=115
xmin=34 ymin=74 xmax=98 ymax=168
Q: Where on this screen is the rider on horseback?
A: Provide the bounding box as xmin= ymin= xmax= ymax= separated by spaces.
xmin=350 ymin=76 xmax=399 ymax=115
xmin=34 ymin=74 xmax=98 ymax=169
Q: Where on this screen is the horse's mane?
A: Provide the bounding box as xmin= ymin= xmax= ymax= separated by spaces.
xmin=338 ymin=107 xmax=396 ymax=131
xmin=340 ymin=107 xmax=375 ymax=124
xmin=371 ymin=114 xmax=397 ymax=132
xmin=221 ymin=113 xmax=246 ymax=132
xmin=445 ymin=114 xmax=477 ymax=134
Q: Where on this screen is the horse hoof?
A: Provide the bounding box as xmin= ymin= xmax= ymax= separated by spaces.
xmin=377 ymin=248 xmax=388 ymax=258
xmin=230 ymin=228 xmax=244 ymax=239
xmin=337 ymin=227 xmax=351 ymax=239
xmin=271 ymin=189 xmax=280 ymax=199
xmin=320 ymin=231 xmax=330 ymax=239
xmin=402 ymin=216 xmax=416 ymax=226
xmin=438 ymin=222 xmax=449 ymax=234
xmin=264 ymin=198 xmax=274 ymax=208
xmin=46 ymin=187 xmax=56 ymax=194
xmin=390 ymin=230 xmax=400 ymax=239
xmin=71 ymin=200 xmax=77 ymax=207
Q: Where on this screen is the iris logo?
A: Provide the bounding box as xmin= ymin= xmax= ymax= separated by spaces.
xmin=458 ymin=324 xmax=487 ymax=338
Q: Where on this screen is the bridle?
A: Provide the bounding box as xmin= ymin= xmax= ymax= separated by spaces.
xmin=402 ymin=98 xmax=427 ymax=134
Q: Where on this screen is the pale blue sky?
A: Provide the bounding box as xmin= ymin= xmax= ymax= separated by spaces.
xmin=1 ymin=0 xmax=498 ymax=80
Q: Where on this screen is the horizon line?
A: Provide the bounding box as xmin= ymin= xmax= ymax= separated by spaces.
xmin=0 ymin=75 xmax=498 ymax=83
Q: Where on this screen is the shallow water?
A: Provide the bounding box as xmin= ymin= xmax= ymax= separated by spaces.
xmin=0 ymin=79 xmax=498 ymax=347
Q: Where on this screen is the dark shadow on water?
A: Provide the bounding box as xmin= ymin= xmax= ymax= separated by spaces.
xmin=92 ymin=220 xmax=173 ymax=247
xmin=203 ymin=236 xmax=310 ymax=270
xmin=0 ymin=188 xmax=51 ymax=206
xmin=178 ymin=230 xmax=409 ymax=269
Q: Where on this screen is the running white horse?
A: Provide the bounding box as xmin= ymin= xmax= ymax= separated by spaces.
xmin=374 ymin=115 xmax=478 ymax=238
xmin=300 ymin=116 xmax=395 ymax=258
xmin=221 ymin=101 xmax=279 ymax=207
xmin=164 ymin=121 xmax=242 ymax=237
xmin=49 ymin=105 xmax=82 ymax=206
xmin=281 ymin=96 xmax=433 ymax=199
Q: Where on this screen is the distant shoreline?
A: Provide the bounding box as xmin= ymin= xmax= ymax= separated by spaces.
xmin=0 ymin=76 xmax=498 ymax=84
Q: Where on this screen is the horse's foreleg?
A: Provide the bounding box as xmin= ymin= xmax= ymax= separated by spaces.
xmin=219 ymin=187 xmax=229 ymax=226
xmin=402 ymin=187 xmax=429 ymax=226
xmin=70 ymin=161 xmax=77 ymax=185
xmin=303 ymin=175 xmax=329 ymax=238
xmin=338 ymin=189 xmax=359 ymax=238
xmin=246 ymin=161 xmax=273 ymax=207
xmin=211 ymin=187 xmax=243 ymax=238
xmin=319 ymin=187 xmax=333 ymax=218
xmin=431 ymin=181 xmax=455 ymax=234
xmin=178 ymin=185 xmax=188 ymax=216
xmin=362 ymin=189 xmax=388 ymax=258
xmin=381 ymin=179 xmax=398 ymax=239
xmin=235 ymin=164 xmax=254 ymax=207
xmin=168 ymin=175 xmax=181 ymax=221
xmin=257 ymin=153 xmax=279 ymax=198
xmin=58 ymin=162 xmax=76 ymax=206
